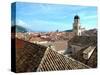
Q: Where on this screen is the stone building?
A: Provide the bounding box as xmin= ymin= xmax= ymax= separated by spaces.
xmin=73 ymin=15 xmax=83 ymax=36
xmin=64 ymin=36 xmax=97 ymax=68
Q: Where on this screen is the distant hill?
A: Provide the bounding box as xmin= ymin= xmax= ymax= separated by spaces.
xmin=11 ymin=25 xmax=27 ymax=32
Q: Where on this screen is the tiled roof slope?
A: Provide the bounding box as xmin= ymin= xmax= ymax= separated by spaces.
xmin=16 ymin=38 xmax=90 ymax=73
xmin=82 ymin=29 xmax=97 ymax=36
xmin=37 ymin=48 xmax=90 ymax=72
xmin=16 ymin=38 xmax=47 ymax=73
xmin=68 ymin=36 xmax=97 ymax=47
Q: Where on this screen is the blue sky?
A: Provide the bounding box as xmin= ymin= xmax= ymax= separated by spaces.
xmin=12 ymin=2 xmax=97 ymax=32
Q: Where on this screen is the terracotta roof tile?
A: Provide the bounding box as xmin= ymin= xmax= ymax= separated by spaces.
xmin=37 ymin=49 xmax=90 ymax=71
xmin=16 ymin=38 xmax=90 ymax=73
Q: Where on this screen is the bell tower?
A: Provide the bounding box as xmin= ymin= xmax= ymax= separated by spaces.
xmin=73 ymin=15 xmax=81 ymax=36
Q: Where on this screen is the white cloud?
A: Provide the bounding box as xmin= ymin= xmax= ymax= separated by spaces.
xmin=16 ymin=19 xmax=26 ymax=26
xmin=16 ymin=19 xmax=31 ymax=29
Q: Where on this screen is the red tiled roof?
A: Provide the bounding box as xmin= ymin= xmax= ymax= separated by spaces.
xmin=16 ymin=38 xmax=47 ymax=73
xmin=15 ymin=38 xmax=90 ymax=73
xmin=16 ymin=38 xmax=25 ymax=48
xmin=37 ymin=49 xmax=90 ymax=71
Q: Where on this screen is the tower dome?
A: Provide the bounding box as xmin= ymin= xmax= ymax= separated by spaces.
xmin=74 ymin=15 xmax=80 ymax=19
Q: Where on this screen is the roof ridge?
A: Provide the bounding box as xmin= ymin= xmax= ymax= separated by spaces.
xmin=36 ymin=47 xmax=50 ymax=71
xmin=37 ymin=47 xmax=90 ymax=71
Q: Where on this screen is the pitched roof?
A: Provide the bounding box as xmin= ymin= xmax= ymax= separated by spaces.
xmin=37 ymin=48 xmax=90 ymax=72
xmin=68 ymin=36 xmax=97 ymax=47
xmin=16 ymin=38 xmax=90 ymax=73
xmin=82 ymin=29 xmax=97 ymax=36
xmin=16 ymin=38 xmax=47 ymax=73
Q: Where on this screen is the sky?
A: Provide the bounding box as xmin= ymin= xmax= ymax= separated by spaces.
xmin=12 ymin=2 xmax=97 ymax=32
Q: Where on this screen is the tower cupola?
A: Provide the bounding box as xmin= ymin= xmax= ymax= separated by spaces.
xmin=74 ymin=15 xmax=80 ymax=19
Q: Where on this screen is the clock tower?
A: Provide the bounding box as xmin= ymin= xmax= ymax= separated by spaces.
xmin=73 ymin=15 xmax=81 ymax=36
